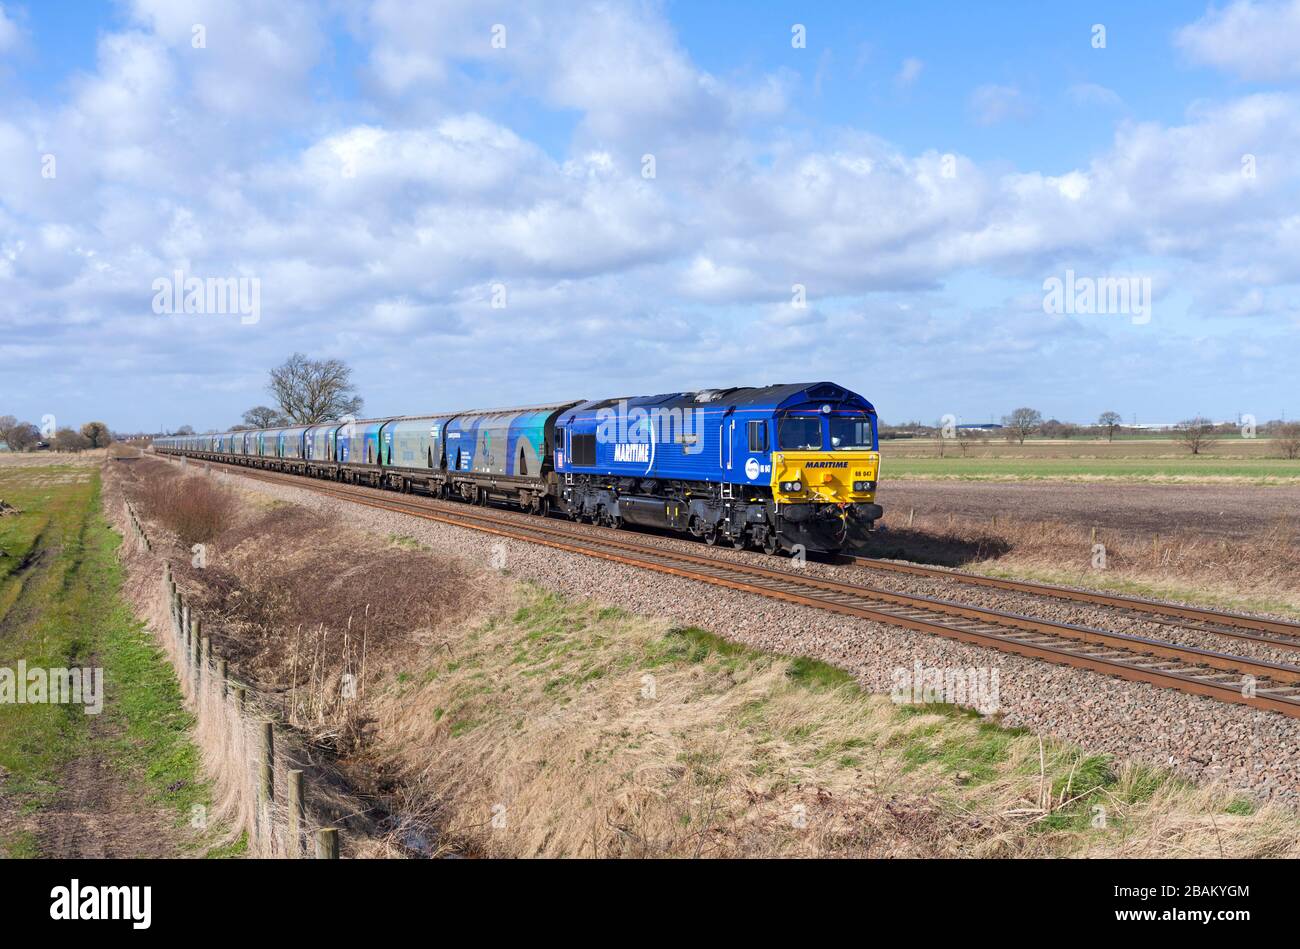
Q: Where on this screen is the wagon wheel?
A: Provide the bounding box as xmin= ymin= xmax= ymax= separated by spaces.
xmin=762 ymin=533 xmax=781 ymax=556
xmin=703 ymin=526 xmax=719 ymax=546
xmin=731 ymin=531 xmax=747 ymax=550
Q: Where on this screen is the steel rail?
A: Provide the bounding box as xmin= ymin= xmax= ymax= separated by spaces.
xmin=844 ymin=554 xmax=1300 ymax=645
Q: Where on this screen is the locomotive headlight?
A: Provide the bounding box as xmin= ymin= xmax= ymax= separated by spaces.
xmin=853 ymin=480 xmax=876 ymax=492
xmin=780 ymin=480 xmax=804 ymax=493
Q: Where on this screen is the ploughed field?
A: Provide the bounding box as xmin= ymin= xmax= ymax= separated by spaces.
xmin=875 ymin=480 xmax=1300 ymax=542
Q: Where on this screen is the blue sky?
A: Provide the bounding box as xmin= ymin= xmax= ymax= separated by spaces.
xmin=2 ymin=0 xmax=1298 ymax=433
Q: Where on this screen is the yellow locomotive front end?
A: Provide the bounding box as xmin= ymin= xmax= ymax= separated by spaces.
xmin=767 ymin=405 xmax=883 ymax=553
xmin=771 ymin=449 xmax=880 ymax=505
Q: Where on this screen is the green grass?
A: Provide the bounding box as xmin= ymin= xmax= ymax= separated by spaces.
xmin=0 ymin=465 xmax=218 ymax=856
xmin=881 ymin=455 xmax=1300 ymax=482
xmin=785 ymin=655 xmax=856 ymax=691
xmin=1225 ymin=797 xmax=1256 ymax=817
xmin=0 ymin=467 xmax=99 ymax=843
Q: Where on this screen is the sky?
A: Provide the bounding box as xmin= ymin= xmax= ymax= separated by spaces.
xmin=2 ymin=0 xmax=1299 ymax=433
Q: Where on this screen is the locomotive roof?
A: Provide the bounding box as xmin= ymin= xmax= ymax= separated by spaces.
xmin=562 ymin=382 xmax=874 ymax=418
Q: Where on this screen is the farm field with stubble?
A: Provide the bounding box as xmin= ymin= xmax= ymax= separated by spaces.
xmin=868 ymin=439 xmax=1300 ymax=620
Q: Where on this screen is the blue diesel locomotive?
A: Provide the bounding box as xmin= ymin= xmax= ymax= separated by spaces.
xmin=154 ymin=381 xmax=882 ymax=554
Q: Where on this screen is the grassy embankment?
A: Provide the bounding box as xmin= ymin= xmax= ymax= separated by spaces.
xmin=370 ymin=580 xmax=1300 ymax=858
xmin=0 ymin=462 xmax=222 ymax=857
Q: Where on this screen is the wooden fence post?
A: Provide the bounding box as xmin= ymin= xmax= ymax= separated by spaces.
xmin=199 ymin=635 xmax=210 ymax=699
xmin=190 ymin=617 xmax=202 ymax=689
xmin=258 ymin=721 xmax=274 ymax=849
xmin=316 ymin=828 xmax=339 ymax=860
xmin=287 ymin=770 xmax=304 ymax=858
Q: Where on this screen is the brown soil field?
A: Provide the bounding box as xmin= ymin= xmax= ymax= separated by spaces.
xmin=877 ymin=480 xmax=1300 ymax=542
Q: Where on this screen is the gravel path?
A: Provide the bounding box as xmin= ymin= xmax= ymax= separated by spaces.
xmin=212 ymin=466 xmax=1300 ymax=803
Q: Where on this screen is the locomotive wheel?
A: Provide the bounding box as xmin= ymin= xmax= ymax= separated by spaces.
xmin=731 ymin=533 xmax=747 ymax=550
xmin=762 ymin=534 xmax=781 ymax=556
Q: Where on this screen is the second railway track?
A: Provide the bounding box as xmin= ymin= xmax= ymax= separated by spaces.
xmin=168 ymin=454 xmax=1300 ymax=719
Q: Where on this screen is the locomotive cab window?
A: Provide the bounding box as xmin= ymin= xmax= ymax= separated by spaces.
xmin=747 ymin=420 xmax=768 ymax=452
xmin=778 ymin=416 xmax=822 ymax=451
xmin=828 ymin=415 xmax=874 ymax=450
xmin=572 ymin=432 xmax=596 ymax=466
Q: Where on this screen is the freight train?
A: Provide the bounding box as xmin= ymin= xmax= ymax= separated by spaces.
xmin=153 ymin=382 xmax=882 ymax=554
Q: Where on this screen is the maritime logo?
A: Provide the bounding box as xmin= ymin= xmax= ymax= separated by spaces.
xmin=613 ymin=443 xmax=650 ymax=463
xmin=804 ymin=461 xmax=849 ymax=469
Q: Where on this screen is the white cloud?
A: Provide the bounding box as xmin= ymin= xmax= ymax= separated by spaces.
xmin=896 ymin=57 xmax=924 ymax=87
xmin=0 ymin=3 xmax=22 ymax=53
xmin=1177 ymin=0 xmax=1300 ymax=81
xmin=968 ymin=83 xmax=1031 ymax=125
xmin=1067 ymin=82 xmax=1123 ymax=108
xmin=127 ymin=0 xmax=326 ymax=118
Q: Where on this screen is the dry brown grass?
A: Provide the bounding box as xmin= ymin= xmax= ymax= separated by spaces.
xmin=368 ymin=591 xmax=988 ymax=858
xmin=366 ymin=585 xmax=1300 ymax=859
xmin=104 ymin=467 xmax=389 ymax=857
xmin=866 ymin=511 xmax=1300 ymax=616
xmin=133 ymin=462 xmax=238 ymax=546
xmin=0 ymin=448 xmax=108 ymax=468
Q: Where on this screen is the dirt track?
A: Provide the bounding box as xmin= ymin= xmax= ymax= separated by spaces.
xmin=877 ymin=480 xmax=1300 ymax=540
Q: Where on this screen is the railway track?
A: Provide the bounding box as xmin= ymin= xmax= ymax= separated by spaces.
xmin=845 ymin=554 xmax=1300 ymax=651
xmin=164 ymin=453 xmax=1300 ymax=719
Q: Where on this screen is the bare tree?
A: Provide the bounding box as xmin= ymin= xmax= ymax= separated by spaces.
xmin=931 ymin=420 xmax=948 ymax=459
xmin=1002 ymin=407 xmax=1042 ymax=446
xmin=241 ymin=405 xmax=287 ymax=428
xmin=1174 ymin=417 xmax=1214 ymax=455
xmin=1275 ymin=422 xmax=1300 ymax=460
xmin=267 ymin=353 xmax=364 ymax=424
xmin=1040 ymin=419 xmax=1078 ymax=439
xmin=53 ymin=428 xmax=91 ymax=453
xmin=80 ymin=421 xmax=111 ymax=448
xmin=175 ymin=425 xmax=196 ymax=436
xmin=1098 ymin=411 xmax=1123 ymax=442
xmin=0 ymin=417 xmax=40 ymax=452
xmin=955 ymin=427 xmax=985 ymax=457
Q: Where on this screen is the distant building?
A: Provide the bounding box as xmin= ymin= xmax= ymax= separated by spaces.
xmin=956 ymin=423 xmax=1003 ymax=432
